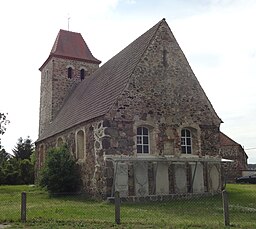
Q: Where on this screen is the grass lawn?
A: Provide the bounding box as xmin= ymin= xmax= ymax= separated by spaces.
xmin=0 ymin=184 xmax=256 ymax=228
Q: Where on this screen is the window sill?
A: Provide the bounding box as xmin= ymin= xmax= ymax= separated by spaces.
xmin=179 ymin=154 xmax=199 ymax=159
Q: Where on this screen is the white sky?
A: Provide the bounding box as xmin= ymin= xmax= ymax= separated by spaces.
xmin=0 ymin=0 xmax=256 ymax=163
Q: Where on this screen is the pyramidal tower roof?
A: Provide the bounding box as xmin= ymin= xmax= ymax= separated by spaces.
xmin=40 ymin=29 xmax=101 ymax=70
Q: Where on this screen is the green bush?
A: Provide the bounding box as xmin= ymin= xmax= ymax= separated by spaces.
xmin=39 ymin=145 xmax=81 ymax=194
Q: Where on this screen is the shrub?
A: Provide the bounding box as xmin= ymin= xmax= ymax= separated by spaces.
xmin=39 ymin=144 xmax=81 ymax=194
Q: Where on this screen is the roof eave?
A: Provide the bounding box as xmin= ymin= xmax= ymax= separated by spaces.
xmin=39 ymin=54 xmax=101 ymax=71
xmin=36 ymin=114 xmax=106 ymax=144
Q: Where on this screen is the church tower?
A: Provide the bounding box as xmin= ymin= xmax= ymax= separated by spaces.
xmin=38 ymin=29 xmax=101 ymax=137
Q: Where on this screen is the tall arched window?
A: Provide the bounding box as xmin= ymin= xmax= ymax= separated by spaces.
xmin=80 ymin=69 xmax=85 ymax=81
xmin=68 ymin=67 xmax=73 ymax=79
xmin=76 ymin=130 xmax=85 ymax=159
xmin=181 ymin=129 xmax=192 ymax=154
xmin=137 ymin=127 xmax=149 ymax=154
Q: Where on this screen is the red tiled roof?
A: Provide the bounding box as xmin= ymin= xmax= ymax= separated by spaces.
xmin=39 ymin=29 xmax=101 ymax=70
xmin=219 ymin=132 xmax=240 ymax=146
xmin=38 ymin=19 xmax=163 ymax=141
xmin=219 ymin=132 xmax=248 ymax=159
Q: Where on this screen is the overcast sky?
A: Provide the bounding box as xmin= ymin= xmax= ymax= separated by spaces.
xmin=0 ymin=0 xmax=256 ymax=163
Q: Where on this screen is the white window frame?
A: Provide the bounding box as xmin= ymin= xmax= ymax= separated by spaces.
xmin=181 ymin=129 xmax=192 ymax=154
xmin=137 ymin=126 xmax=150 ymax=154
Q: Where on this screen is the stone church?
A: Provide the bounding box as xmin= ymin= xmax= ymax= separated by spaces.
xmin=36 ymin=18 xmax=247 ymax=200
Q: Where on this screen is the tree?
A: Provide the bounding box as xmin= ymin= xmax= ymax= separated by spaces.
xmin=12 ymin=136 xmax=34 ymax=160
xmin=39 ymin=145 xmax=81 ymax=194
xmin=0 ymin=112 xmax=10 ymax=149
xmin=0 ymin=148 xmax=11 ymax=166
xmin=11 ymin=136 xmax=35 ymax=184
xmin=2 ymin=158 xmax=21 ymax=185
xmin=19 ymin=158 xmax=35 ymax=184
xmin=0 ymin=148 xmax=12 ymax=184
xmin=0 ymin=137 xmax=35 ymax=185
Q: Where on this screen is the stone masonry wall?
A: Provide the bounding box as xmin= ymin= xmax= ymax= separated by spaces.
xmin=51 ymin=57 xmax=99 ymax=121
xmin=36 ymin=116 xmax=109 ymax=198
xmin=220 ymin=145 xmax=247 ymax=182
xmin=39 ymin=60 xmax=53 ymax=136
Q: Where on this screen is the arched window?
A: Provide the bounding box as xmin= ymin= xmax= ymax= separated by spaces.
xmin=68 ymin=67 xmax=73 ymax=79
xmin=181 ymin=129 xmax=192 ymax=154
xmin=76 ymin=130 xmax=85 ymax=159
xmin=80 ymin=69 xmax=85 ymax=81
xmin=137 ymin=127 xmax=149 ymax=154
xmin=57 ymin=137 xmax=64 ymax=147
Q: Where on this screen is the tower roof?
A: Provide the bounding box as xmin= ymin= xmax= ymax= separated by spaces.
xmin=39 ymin=29 xmax=101 ymax=70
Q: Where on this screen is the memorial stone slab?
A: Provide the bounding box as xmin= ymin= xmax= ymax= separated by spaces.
xmin=134 ymin=162 xmax=149 ymax=197
xmin=115 ymin=162 xmax=128 ymax=197
xmin=190 ymin=162 xmax=204 ymax=193
xmin=209 ymin=164 xmax=220 ymax=192
xmin=174 ymin=163 xmax=187 ymax=193
xmin=156 ymin=162 xmax=169 ymax=195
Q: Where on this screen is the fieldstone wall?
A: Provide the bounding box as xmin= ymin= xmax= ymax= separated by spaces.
xmin=36 ymin=116 xmax=110 ymax=198
xmin=220 ymin=145 xmax=247 ymax=182
xmin=39 ymin=60 xmax=53 ymax=137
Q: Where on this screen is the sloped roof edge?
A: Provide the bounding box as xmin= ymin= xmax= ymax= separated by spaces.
xmin=219 ymin=132 xmax=243 ymax=148
xmin=219 ymin=132 xmax=248 ymax=159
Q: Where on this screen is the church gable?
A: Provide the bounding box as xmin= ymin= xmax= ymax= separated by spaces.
xmin=100 ymin=19 xmax=223 ymax=158
xmin=108 ymin=19 xmax=221 ymax=127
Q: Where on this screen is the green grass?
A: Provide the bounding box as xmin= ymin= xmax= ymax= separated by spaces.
xmin=0 ymin=184 xmax=256 ymax=228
